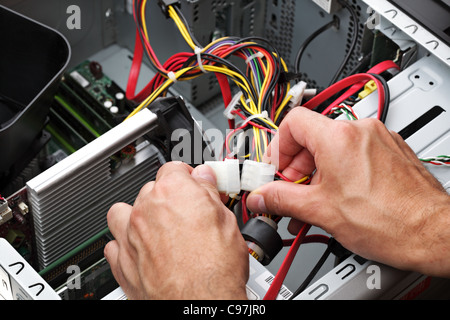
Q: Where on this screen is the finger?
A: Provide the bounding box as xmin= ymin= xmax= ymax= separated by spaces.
xmin=246 ymin=181 xmax=328 ymax=228
xmin=191 ymin=164 xmax=222 ymax=203
xmin=156 ymin=161 xmax=193 ymax=182
xmin=280 ymin=148 xmax=316 ymax=182
xmin=107 ymin=202 xmax=133 ymax=243
xmin=269 ymin=107 xmax=332 ymax=173
xmin=133 ymin=181 xmax=155 ymax=207
xmin=104 ymin=240 xmax=143 ymax=300
xmin=104 ymin=240 xmax=118 ymax=266
xmin=104 ymin=240 xmax=122 ymax=282
xmin=191 ymin=164 xmax=217 ymax=187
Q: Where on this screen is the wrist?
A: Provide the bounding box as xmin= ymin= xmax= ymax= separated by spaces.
xmin=406 ymin=191 xmax=450 ymax=278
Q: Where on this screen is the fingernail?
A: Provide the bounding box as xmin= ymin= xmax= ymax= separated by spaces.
xmin=246 ymin=193 xmax=267 ymax=213
xmin=192 ymin=165 xmax=217 ymax=186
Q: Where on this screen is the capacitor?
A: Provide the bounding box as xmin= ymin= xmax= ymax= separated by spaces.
xmin=89 ymin=61 xmax=103 ymax=79
xmin=104 ymin=100 xmax=113 ymax=109
xmin=115 ymin=92 xmax=126 ymax=113
xmin=110 ymin=106 xmax=119 ymax=114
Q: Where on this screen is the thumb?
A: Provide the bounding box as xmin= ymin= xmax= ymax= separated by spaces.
xmin=191 ymin=165 xmax=224 ymax=201
xmin=246 ymin=181 xmax=324 ymax=227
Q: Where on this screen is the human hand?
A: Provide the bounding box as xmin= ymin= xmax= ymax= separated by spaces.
xmin=246 ymin=107 xmax=450 ymax=277
xmin=104 ymin=162 xmax=249 ymax=300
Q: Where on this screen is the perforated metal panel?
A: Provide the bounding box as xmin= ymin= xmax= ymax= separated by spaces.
xmin=264 ymin=0 xmax=371 ymax=88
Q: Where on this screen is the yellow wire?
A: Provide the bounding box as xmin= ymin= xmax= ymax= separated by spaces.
xmin=168 ymin=6 xmax=197 ymax=50
xmin=126 ymin=63 xmax=257 ymax=121
xmin=295 ymin=176 xmax=310 ymax=184
xmin=136 ymin=3 xmax=287 ymax=163
xmin=274 ymin=95 xmax=293 ymax=124
xmin=261 ymin=129 xmax=268 ymax=154
xmin=253 ymin=127 xmax=261 ymax=162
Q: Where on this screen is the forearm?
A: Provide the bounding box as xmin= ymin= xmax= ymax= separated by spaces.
xmin=409 ymin=192 xmax=450 ymax=278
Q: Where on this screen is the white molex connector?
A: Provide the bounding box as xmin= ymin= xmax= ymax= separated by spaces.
xmin=204 ymin=159 xmax=241 ymax=197
xmin=288 ymin=81 xmax=307 ymax=109
xmin=241 ymin=160 xmax=276 ymax=192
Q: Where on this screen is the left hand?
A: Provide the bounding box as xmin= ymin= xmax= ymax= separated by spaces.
xmin=104 ymin=162 xmax=249 ymax=300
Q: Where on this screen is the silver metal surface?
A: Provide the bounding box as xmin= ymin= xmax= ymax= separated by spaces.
xmin=0 ymin=238 xmax=60 ymax=300
xmin=27 ymin=109 xmax=162 ymax=269
xmin=362 ymin=0 xmax=450 ymax=69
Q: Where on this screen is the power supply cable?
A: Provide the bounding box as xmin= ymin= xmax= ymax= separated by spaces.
xmin=263 ymin=223 xmax=311 ymax=300
xmin=329 ymin=0 xmax=359 ymax=85
xmin=369 ymin=73 xmax=391 ymax=124
xmin=289 ymin=246 xmax=332 ymax=299
xmin=295 ymin=17 xmax=339 ymax=74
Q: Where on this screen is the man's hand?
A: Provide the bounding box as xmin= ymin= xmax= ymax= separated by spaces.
xmin=247 ymin=107 xmax=450 ymax=278
xmin=104 ymin=162 xmax=249 ymax=300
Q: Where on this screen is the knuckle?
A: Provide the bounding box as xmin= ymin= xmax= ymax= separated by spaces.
xmin=360 ymin=117 xmax=385 ymax=133
xmin=154 ymin=173 xmax=179 ymax=195
xmin=268 ymin=187 xmax=285 ymax=215
xmin=107 ymin=202 xmax=127 ymax=221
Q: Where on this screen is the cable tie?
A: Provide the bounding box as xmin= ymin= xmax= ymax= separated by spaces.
xmin=167 ymin=71 xmax=178 ymax=83
xmin=240 ymin=111 xmax=270 ymax=128
xmin=195 ymin=46 xmax=207 ymax=73
xmin=245 ymin=52 xmax=264 ymax=65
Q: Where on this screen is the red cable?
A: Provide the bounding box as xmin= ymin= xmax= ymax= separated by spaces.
xmin=126 ymin=30 xmax=146 ymax=101
xmin=241 ymin=193 xmax=250 ymax=225
xmin=318 ymin=61 xmax=400 ymax=117
xmin=216 ymin=73 xmax=235 ymax=129
xmin=263 ymin=223 xmax=311 ymax=300
xmin=304 ymin=73 xmax=386 ymax=120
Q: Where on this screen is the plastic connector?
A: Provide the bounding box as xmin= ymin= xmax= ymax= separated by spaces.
xmin=0 ymin=198 xmax=12 ymax=226
xmin=158 ymin=0 xmax=181 ymax=18
xmin=358 ymin=80 xmax=377 ymax=100
xmin=241 ymin=160 xmax=276 ymax=192
xmin=312 ymin=0 xmax=342 ymax=14
xmin=223 ymin=91 xmax=243 ymax=120
xmin=287 ymin=81 xmax=307 ymax=109
xmin=204 ymin=159 xmax=241 ymax=197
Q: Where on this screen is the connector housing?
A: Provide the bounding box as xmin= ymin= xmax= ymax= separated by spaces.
xmin=288 ymin=81 xmax=307 ymax=109
xmin=204 ymin=159 xmax=241 ymax=196
xmin=241 ymin=160 xmax=276 ymax=192
xmin=358 ymin=80 xmax=378 ymax=100
xmin=158 ymin=0 xmax=181 ymax=18
xmin=0 ymin=198 xmax=12 ymax=226
xmin=312 ymin=0 xmax=341 ymax=14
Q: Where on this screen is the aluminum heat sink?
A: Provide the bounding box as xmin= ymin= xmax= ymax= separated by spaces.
xmin=27 ymin=109 xmax=164 ymax=270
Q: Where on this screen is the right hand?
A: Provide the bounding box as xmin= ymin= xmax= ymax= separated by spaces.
xmin=246 ymin=107 xmax=450 ymax=278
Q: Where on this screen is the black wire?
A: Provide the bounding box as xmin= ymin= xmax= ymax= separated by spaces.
xmin=181 ymin=52 xmax=259 ymax=106
xmin=329 ymin=0 xmax=359 ymax=85
xmin=133 ymin=0 xmax=167 ymax=74
xmin=179 ymin=40 xmax=285 ymax=127
xmin=289 ymin=246 xmax=332 ymax=300
xmin=235 ymin=36 xmax=285 ymax=113
xmin=347 ymin=52 xmax=372 ymax=76
xmin=369 ymin=73 xmax=391 ymax=124
xmin=295 ymin=18 xmax=339 ymax=74
xmin=173 ymin=5 xmax=203 ymax=48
